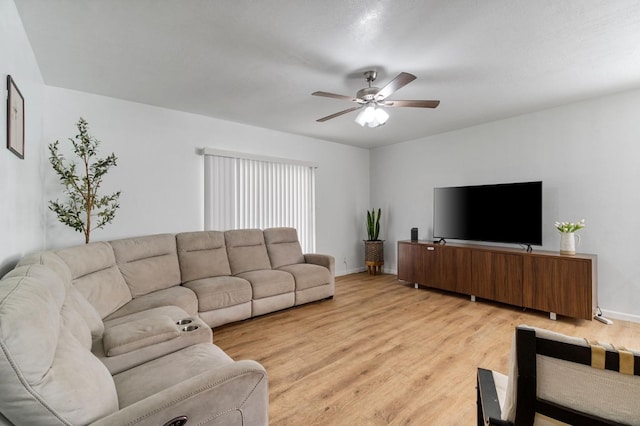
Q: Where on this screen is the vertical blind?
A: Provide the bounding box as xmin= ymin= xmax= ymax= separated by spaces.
xmin=204 ymin=149 xmax=317 ymax=253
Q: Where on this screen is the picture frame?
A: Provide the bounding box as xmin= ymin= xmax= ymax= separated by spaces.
xmin=7 ymin=75 xmax=25 ymax=159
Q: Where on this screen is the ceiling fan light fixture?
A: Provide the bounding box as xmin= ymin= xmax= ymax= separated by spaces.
xmin=354 ymin=110 xmax=368 ymax=127
xmin=355 ymin=104 xmax=387 ymax=128
xmin=355 ymin=104 xmax=374 ymax=127
xmin=374 ymin=107 xmax=389 ymax=125
xmin=362 ymin=104 xmax=376 ymax=121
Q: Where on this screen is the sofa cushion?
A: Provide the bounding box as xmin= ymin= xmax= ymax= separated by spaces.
xmin=110 ymin=234 xmax=181 ymax=298
xmin=103 ymin=315 xmax=180 ymax=356
xmin=0 ymin=274 xmax=118 ymax=425
xmin=252 ymin=293 xmax=295 ymax=316
xmin=4 ymin=263 xmax=96 ymax=349
xmin=183 ymin=276 xmax=252 ymax=311
xmin=44 ymin=327 xmax=119 ymax=424
xmin=56 ymin=242 xmax=132 ymax=318
xmin=60 ymin=289 xmax=94 ymax=350
xmin=12 ymin=254 xmax=105 ymax=341
xmin=237 ymin=269 xmax=295 ymax=299
xmin=278 ymin=263 xmax=332 ymax=291
xmin=225 ymin=229 xmax=272 ymax=274
xmin=96 ymin=353 xmax=268 ymax=426
xmin=0 ymin=275 xmax=64 ymax=381
xmin=176 ymin=231 xmax=232 ymax=282
xmin=67 ymin=284 xmax=105 ymax=341
xmin=104 ymin=285 xmax=198 ymax=320
xmin=113 ymin=343 xmax=234 ymax=408
xmin=103 ymin=305 xmax=196 ymax=328
xmin=16 ymin=250 xmax=73 ymax=284
xmin=198 ymin=302 xmax=252 ymax=328
xmin=2 ymin=264 xmax=67 ymax=307
xmin=264 ymin=227 xmax=305 ymax=268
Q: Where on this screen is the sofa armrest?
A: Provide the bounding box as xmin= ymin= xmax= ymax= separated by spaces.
xmin=103 ymin=316 xmax=180 ymax=356
xmin=304 ymin=253 xmax=335 ymax=275
xmin=91 ymin=360 xmax=268 ymax=426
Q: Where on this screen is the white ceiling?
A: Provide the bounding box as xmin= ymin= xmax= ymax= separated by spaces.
xmin=14 ymin=0 xmax=640 ymax=149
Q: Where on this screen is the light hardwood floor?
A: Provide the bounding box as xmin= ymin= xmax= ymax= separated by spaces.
xmin=213 ymin=273 xmax=640 ymax=425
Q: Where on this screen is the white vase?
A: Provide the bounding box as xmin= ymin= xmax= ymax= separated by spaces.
xmin=560 ymin=232 xmax=579 ymax=255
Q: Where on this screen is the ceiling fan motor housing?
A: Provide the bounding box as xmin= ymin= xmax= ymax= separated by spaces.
xmin=356 ymin=86 xmax=380 ymax=101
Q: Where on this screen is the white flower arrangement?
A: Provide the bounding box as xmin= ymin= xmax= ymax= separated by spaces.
xmin=554 ymin=219 xmax=585 ymax=233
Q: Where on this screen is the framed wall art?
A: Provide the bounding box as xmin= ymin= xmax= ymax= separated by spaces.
xmin=7 ymin=75 xmax=25 ymax=159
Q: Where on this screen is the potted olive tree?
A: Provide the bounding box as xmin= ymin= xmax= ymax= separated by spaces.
xmin=48 ymin=117 xmax=121 ymax=244
xmin=364 ymin=208 xmax=384 ymax=275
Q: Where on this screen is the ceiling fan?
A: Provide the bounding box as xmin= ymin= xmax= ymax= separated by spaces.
xmin=312 ymin=70 xmax=440 ymax=127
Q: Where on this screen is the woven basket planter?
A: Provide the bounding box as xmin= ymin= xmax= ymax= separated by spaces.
xmin=364 ymin=240 xmax=384 ymax=263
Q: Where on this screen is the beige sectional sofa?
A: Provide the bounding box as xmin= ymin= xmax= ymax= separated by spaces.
xmin=0 ymin=227 xmax=334 ymax=425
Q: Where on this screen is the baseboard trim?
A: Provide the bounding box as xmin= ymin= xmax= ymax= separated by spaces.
xmin=335 ymin=267 xmax=366 ymax=277
xmin=599 ymin=308 xmax=640 ymax=324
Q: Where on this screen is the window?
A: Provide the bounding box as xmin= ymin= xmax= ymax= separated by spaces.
xmin=203 ymin=149 xmax=317 ymax=252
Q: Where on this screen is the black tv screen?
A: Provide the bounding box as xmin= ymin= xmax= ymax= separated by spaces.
xmin=433 ymin=181 xmax=542 ymax=246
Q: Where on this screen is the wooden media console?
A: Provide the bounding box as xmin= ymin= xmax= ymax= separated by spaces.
xmin=397 ymin=240 xmax=597 ymax=320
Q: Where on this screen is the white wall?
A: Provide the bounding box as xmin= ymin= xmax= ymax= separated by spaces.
xmin=371 ymin=88 xmax=640 ymax=321
xmin=42 ymin=87 xmax=370 ymax=275
xmin=0 ymin=0 xmax=45 ymax=275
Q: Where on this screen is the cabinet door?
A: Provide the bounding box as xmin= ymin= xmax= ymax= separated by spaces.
xmin=397 ymin=242 xmax=439 ymax=287
xmin=397 ymin=242 xmax=418 ymax=283
xmin=523 ymin=256 xmax=593 ymax=320
xmin=427 ymin=245 xmax=456 ymax=291
xmin=453 ymin=247 xmax=472 ymax=295
xmin=418 ymin=245 xmax=471 ymax=294
xmin=471 ymin=251 xmax=523 ymax=305
xmin=413 ymin=244 xmax=431 ymax=285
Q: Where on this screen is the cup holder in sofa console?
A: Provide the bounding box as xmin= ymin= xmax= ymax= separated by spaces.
xmin=176 ymin=319 xmax=193 ymax=325
xmin=181 ymin=325 xmax=199 ymax=332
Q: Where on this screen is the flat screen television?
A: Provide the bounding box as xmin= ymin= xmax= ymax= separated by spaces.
xmin=433 ymin=181 xmax=542 ymax=246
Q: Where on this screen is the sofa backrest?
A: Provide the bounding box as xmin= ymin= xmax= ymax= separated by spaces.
xmin=17 ymin=250 xmax=73 ymax=285
xmin=56 ymin=241 xmax=133 ymax=319
xmin=225 ymin=229 xmax=272 ymax=275
xmin=17 ymin=251 xmax=105 ymax=341
xmin=0 ymin=264 xmax=118 ymax=425
xmin=263 ymin=227 xmax=305 ymax=268
xmin=110 ymin=233 xmax=182 ymax=298
xmin=176 ymin=231 xmax=232 ymax=282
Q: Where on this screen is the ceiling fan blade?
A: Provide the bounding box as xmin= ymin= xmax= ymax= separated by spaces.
xmin=312 ymin=91 xmax=359 ymax=102
xmin=375 ymin=72 xmax=417 ymax=100
xmin=316 ymin=106 xmax=362 ymax=122
xmin=382 ymin=100 xmax=440 ymax=108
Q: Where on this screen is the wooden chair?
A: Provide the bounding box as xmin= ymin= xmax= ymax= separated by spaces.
xmin=477 ymin=325 xmax=640 ymax=425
